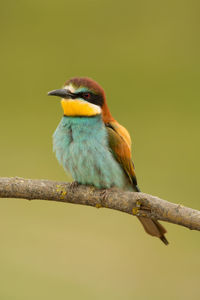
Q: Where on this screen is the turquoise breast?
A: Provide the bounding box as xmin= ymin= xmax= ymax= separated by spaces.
xmin=53 ymin=115 xmax=127 ymax=189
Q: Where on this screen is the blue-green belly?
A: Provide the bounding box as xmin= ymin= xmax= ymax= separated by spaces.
xmin=53 ymin=115 xmax=128 ymax=189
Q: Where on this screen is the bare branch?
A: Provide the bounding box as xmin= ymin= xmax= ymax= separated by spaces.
xmin=0 ymin=177 xmax=199 ymax=231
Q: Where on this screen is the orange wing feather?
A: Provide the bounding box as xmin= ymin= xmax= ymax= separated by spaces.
xmin=106 ymin=120 xmax=138 ymax=189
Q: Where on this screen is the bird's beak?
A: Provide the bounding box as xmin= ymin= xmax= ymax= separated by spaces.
xmin=48 ymin=89 xmax=71 ymax=99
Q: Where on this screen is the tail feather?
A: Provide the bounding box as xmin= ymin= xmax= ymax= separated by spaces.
xmin=135 ymin=184 xmax=169 ymax=245
xmin=137 ymin=216 xmax=169 ymax=245
xmin=160 ymin=235 xmax=169 ymax=246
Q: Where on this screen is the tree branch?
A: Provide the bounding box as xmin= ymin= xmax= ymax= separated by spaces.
xmin=0 ymin=177 xmax=199 ymax=231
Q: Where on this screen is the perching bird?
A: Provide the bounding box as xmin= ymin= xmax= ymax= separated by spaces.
xmin=48 ymin=77 xmax=168 ymax=245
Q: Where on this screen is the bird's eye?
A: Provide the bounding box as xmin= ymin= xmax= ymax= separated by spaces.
xmin=83 ymin=93 xmax=91 ymax=100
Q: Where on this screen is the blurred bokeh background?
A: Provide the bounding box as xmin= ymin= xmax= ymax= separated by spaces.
xmin=0 ymin=0 xmax=200 ymax=299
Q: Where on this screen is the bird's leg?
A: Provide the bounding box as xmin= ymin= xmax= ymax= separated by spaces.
xmin=69 ymin=181 xmax=79 ymax=193
xmin=97 ymin=189 xmax=109 ymax=208
xmin=100 ymin=189 xmax=108 ymax=200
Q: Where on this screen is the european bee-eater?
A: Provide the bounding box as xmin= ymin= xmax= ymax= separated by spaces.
xmin=48 ymin=77 xmax=168 ymax=245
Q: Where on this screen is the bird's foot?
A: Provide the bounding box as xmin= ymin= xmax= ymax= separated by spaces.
xmin=98 ymin=189 xmax=111 ymax=208
xmin=70 ymin=181 xmax=79 ymax=193
xmin=100 ymin=189 xmax=108 ymax=200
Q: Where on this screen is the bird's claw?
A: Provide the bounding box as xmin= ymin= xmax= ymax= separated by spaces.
xmin=100 ymin=189 xmax=108 ymax=200
xmin=99 ymin=189 xmax=111 ymax=207
xmin=70 ymin=181 xmax=79 ymax=192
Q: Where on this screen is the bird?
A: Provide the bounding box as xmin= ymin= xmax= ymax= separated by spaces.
xmin=48 ymin=77 xmax=168 ymax=245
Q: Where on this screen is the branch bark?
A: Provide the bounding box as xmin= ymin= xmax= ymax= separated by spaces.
xmin=0 ymin=177 xmax=199 ymax=231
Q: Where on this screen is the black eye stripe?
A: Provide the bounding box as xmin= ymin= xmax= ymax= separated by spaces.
xmin=76 ymin=92 xmax=92 ymax=99
xmin=73 ymin=92 xmax=103 ymax=107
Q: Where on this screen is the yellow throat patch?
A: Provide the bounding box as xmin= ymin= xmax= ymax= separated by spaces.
xmin=61 ymin=99 xmax=101 ymax=116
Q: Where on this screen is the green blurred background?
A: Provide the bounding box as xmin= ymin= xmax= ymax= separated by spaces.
xmin=0 ymin=0 xmax=200 ymax=299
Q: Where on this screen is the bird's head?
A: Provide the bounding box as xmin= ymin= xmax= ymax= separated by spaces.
xmin=48 ymin=77 xmax=113 ymax=122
